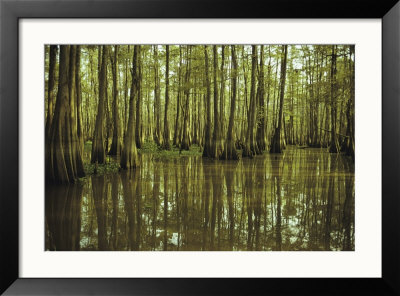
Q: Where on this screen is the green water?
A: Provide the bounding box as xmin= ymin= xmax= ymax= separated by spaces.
xmin=45 ymin=146 xmax=354 ymax=251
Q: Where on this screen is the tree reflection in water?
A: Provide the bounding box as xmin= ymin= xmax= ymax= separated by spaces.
xmin=46 ymin=147 xmax=355 ymax=251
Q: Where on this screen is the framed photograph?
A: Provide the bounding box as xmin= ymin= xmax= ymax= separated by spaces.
xmin=1 ymin=0 xmax=399 ymax=295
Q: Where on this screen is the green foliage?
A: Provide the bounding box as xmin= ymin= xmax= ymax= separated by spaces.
xmin=47 ymin=44 xmax=355 ymax=183
xmin=82 ymin=161 xmax=120 ymax=177
xmin=80 ymin=141 xmax=120 ymax=178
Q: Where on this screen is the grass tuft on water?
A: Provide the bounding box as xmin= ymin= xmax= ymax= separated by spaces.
xmin=80 ymin=141 xmax=120 ymax=179
xmin=83 ymin=161 xmax=120 ymax=176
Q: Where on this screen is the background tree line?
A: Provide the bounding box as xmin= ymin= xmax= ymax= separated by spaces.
xmin=45 ymin=44 xmax=355 ymax=183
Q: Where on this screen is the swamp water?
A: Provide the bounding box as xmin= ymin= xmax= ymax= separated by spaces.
xmin=45 ymin=146 xmax=354 ymax=251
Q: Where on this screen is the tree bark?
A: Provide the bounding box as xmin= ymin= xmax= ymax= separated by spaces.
xmin=120 ymin=45 xmax=140 ymax=169
xmin=135 ymin=47 xmax=143 ymax=148
xmin=91 ymin=45 xmax=108 ymax=164
xmin=329 ymin=45 xmax=339 ymax=153
xmin=75 ymin=46 xmax=84 ymax=155
xmin=345 ymin=45 xmax=355 ymax=159
xmin=46 ymin=45 xmax=85 ymax=184
xmin=68 ymin=46 xmax=85 ymax=178
xmin=162 ymin=45 xmax=171 ymax=150
xmin=256 ymin=45 xmax=266 ymax=152
xmin=219 ymin=45 xmax=226 ymax=142
xmin=173 ymin=47 xmax=183 ymax=147
xmin=202 ymin=46 xmax=213 ymax=157
xmin=221 ymin=45 xmax=240 ymax=160
xmin=45 ymin=45 xmax=58 ymax=139
xmin=109 ymin=45 xmax=121 ymax=155
xmin=153 ymin=45 xmax=162 ymax=146
xmin=180 ymin=46 xmax=192 ymax=151
xmin=210 ymin=45 xmax=222 ymax=158
xmin=243 ymin=45 xmax=260 ymax=157
xmin=270 ymin=45 xmax=288 ymax=153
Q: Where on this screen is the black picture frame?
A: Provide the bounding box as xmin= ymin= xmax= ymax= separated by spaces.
xmin=1 ymin=0 xmax=399 ymax=295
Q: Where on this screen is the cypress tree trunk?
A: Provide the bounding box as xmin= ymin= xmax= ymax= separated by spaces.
xmin=197 ymin=87 xmax=203 ymax=148
xmin=124 ymin=46 xmax=129 ymax=135
xmin=68 ymin=46 xmax=85 ymax=177
xmin=180 ymin=46 xmax=191 ymax=151
xmin=239 ymin=46 xmax=249 ymax=150
xmin=256 ymin=45 xmax=266 ymax=152
xmin=91 ymin=45 xmax=108 ymax=164
xmin=192 ymin=80 xmax=199 ymax=145
xmin=120 ymin=45 xmax=140 ymax=169
xmin=75 ymin=46 xmax=84 ymax=156
xmin=162 ymin=45 xmax=171 ymax=150
xmin=104 ymin=70 xmax=110 ymax=154
xmin=45 ymin=45 xmax=58 ymax=139
xmin=265 ymin=46 xmax=272 ymax=146
xmin=329 ymin=45 xmax=339 ymax=153
xmin=219 ymin=45 xmax=226 ymax=143
xmin=46 ymin=45 xmax=85 ymax=184
xmin=271 ymin=56 xmax=279 ymax=134
xmin=243 ymin=45 xmax=260 ymax=157
xmin=87 ymin=51 xmax=96 ymax=139
xmin=210 ymin=45 xmax=222 ymax=158
xmin=146 ymin=63 xmax=153 ymax=141
xmin=345 ymin=45 xmax=355 ymax=159
xmin=67 ymin=45 xmax=78 ymax=177
xmin=153 ymin=45 xmax=162 ymax=146
xmin=202 ymin=45 xmax=212 ymax=157
xmin=173 ymin=46 xmax=182 ymax=147
xmin=270 ymin=45 xmax=288 ymax=154
xmin=109 ymin=45 xmax=121 ymax=155
xmin=135 ymin=47 xmax=143 ymax=148
xmin=221 ymin=45 xmax=240 ymax=160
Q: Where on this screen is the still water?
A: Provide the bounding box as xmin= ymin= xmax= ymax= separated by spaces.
xmin=45 ymin=146 xmax=355 ymax=251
